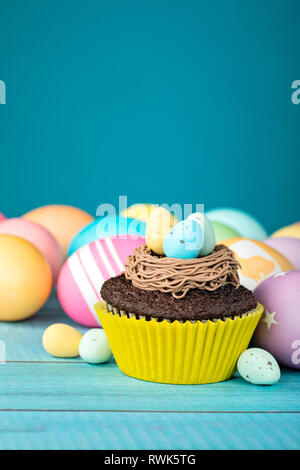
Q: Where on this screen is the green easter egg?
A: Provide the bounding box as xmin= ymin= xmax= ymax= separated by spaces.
xmin=212 ymin=222 xmax=240 ymax=242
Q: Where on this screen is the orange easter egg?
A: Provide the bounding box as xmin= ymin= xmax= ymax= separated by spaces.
xmin=0 ymin=235 xmax=52 ymax=321
xmin=221 ymin=237 xmax=294 ymax=290
xmin=23 ymin=205 xmax=94 ymax=257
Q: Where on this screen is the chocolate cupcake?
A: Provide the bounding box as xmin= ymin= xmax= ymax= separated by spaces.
xmin=95 ymin=244 xmax=263 ymax=384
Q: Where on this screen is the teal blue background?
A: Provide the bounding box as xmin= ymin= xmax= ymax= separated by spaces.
xmin=0 ymin=0 xmax=299 ymax=233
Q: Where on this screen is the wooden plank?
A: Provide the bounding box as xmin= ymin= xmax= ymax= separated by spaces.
xmin=0 ymin=410 xmax=298 ymax=450
xmin=0 ymin=291 xmax=89 ymax=362
xmin=0 ymin=362 xmax=299 ymax=412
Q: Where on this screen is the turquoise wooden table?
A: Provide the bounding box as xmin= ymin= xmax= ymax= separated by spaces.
xmin=0 ymin=292 xmax=299 ymax=450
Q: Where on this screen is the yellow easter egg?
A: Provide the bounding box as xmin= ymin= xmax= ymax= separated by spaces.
xmin=42 ymin=323 xmax=83 ymax=357
xmin=121 ymin=203 xmax=157 ymax=222
xmin=23 ymin=204 xmax=94 ymax=257
xmin=221 ymin=237 xmax=294 ymax=290
xmin=0 ymin=235 xmax=52 ymax=321
xmin=271 ymin=223 xmax=300 ymax=240
xmin=146 ymin=207 xmax=178 ymax=255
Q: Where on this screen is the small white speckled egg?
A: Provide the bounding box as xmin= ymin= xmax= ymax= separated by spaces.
xmin=79 ymin=329 xmax=113 ymax=364
xmin=237 ymin=348 xmax=281 ymax=385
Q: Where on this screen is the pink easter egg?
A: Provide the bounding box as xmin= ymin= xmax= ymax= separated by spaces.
xmin=253 ymin=271 xmax=300 ymax=369
xmin=0 ymin=218 xmax=64 ymax=282
xmin=57 ymin=235 xmax=145 ymax=327
xmin=0 ymin=213 xmax=6 ymax=222
xmin=264 ymin=237 xmax=300 ymax=270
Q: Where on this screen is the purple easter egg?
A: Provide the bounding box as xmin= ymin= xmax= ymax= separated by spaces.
xmin=253 ymin=271 xmax=300 ymax=369
xmin=264 ymin=237 xmax=300 ymax=270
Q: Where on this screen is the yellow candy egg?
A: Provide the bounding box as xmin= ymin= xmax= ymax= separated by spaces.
xmin=121 ymin=203 xmax=158 ymax=222
xmin=146 ymin=207 xmax=178 ymax=255
xmin=0 ymin=235 xmax=52 ymax=321
xmin=42 ymin=323 xmax=83 ymax=357
xmin=271 ymin=223 xmax=300 ymax=240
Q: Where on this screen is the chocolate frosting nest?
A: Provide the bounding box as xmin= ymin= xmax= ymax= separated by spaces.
xmin=125 ymin=244 xmax=241 ymax=299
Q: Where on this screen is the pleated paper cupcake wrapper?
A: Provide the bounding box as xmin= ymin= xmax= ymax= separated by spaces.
xmin=94 ymin=301 xmax=264 ymax=385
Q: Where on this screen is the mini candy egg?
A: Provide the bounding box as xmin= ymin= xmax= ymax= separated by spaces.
xmin=57 ymin=235 xmax=145 ymax=327
xmin=187 ymin=212 xmax=216 ymax=256
xmin=121 ymin=203 xmax=158 ymax=222
xmin=0 ymin=235 xmax=52 ymax=321
xmin=207 ymin=207 xmax=267 ymax=241
xmin=163 ymin=219 xmax=203 ymax=259
xmin=79 ymin=328 xmax=113 ymax=364
xmin=0 ymin=218 xmax=64 ymax=282
xmin=253 ymin=271 xmax=300 ymax=369
xmin=0 ymin=213 xmax=6 ymax=222
xmin=211 ymin=221 xmax=240 ymax=242
xmin=271 ymin=223 xmax=300 ymax=240
xmin=23 ymin=204 xmax=94 ymax=257
xmin=264 ymin=237 xmax=300 ymax=270
xmin=221 ymin=238 xmax=294 ymax=290
xmin=68 ymin=215 xmax=146 ymax=256
xmin=42 ymin=323 xmax=82 ymax=357
xmin=237 ymin=348 xmax=280 ymax=385
xmin=146 ymin=207 xmax=178 ymax=255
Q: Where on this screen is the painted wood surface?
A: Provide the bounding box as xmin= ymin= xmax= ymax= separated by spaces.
xmin=0 ymin=411 xmax=299 ymax=450
xmin=0 ymin=363 xmax=299 ymax=413
xmin=0 ymin=293 xmax=299 ymax=450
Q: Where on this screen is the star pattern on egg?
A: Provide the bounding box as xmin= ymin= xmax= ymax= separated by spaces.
xmin=262 ymin=310 xmax=278 ymax=330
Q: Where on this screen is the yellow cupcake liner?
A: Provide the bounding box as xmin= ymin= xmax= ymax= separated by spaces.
xmin=94 ymin=301 xmax=264 ymax=384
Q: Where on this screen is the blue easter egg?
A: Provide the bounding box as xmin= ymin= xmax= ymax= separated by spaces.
xmin=163 ymin=220 xmax=203 ymax=259
xmin=206 ymin=207 xmax=267 ymax=241
xmin=68 ymin=215 xmax=146 ymax=256
xmin=187 ymin=213 xmax=216 ymax=256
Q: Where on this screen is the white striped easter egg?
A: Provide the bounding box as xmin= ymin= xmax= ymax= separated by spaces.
xmin=57 ymin=235 xmax=145 ymax=327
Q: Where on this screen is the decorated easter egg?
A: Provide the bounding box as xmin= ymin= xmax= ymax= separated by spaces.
xmin=207 ymin=207 xmax=267 ymax=241
xmin=68 ymin=216 xmax=146 ymax=256
xmin=0 ymin=235 xmax=52 ymax=321
xmin=23 ymin=205 xmax=94 ymax=256
xmin=79 ymin=328 xmax=112 ymax=364
xmin=271 ymin=223 xmax=300 ymax=240
xmin=42 ymin=323 xmax=82 ymax=357
xmin=221 ymin=238 xmax=294 ymax=290
xmin=187 ymin=213 xmax=216 ymax=256
xmin=0 ymin=218 xmax=64 ymax=282
xmin=57 ymin=235 xmax=145 ymax=327
xmin=146 ymin=207 xmax=177 ymax=255
xmin=253 ymin=271 xmax=300 ymax=369
xmin=211 ymin=221 xmax=240 ymax=242
xmin=264 ymin=237 xmax=300 ymax=270
xmin=121 ymin=203 xmax=157 ymax=222
xmin=0 ymin=213 xmax=6 ymax=222
xmin=163 ymin=219 xmax=203 ymax=258
xmin=237 ymin=348 xmax=280 ymax=385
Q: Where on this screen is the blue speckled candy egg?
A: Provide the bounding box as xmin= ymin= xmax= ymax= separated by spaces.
xmin=68 ymin=215 xmax=146 ymax=256
xmin=237 ymin=348 xmax=281 ymax=385
xmin=163 ymin=219 xmax=203 ymax=259
xmin=187 ymin=213 xmax=216 ymax=256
